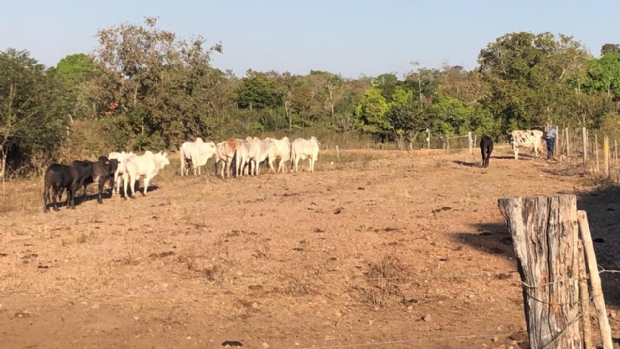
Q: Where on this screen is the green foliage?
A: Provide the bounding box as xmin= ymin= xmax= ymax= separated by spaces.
xmin=355 ymin=87 xmax=390 ymax=136
xmin=236 ymin=70 xmax=281 ymax=110
xmin=478 ymin=31 xmax=590 ymax=130
xmin=585 ymin=53 xmax=620 ymax=97
xmin=6 ymin=23 xmax=620 ymax=176
xmin=0 ymin=48 xmax=68 ymax=175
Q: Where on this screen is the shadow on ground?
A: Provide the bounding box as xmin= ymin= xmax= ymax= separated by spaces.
xmin=46 ymin=184 xmax=161 ymax=211
xmin=451 ymin=183 xmax=620 ymax=309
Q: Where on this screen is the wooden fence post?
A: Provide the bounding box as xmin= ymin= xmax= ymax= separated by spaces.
xmin=498 ymin=195 xmax=582 ymax=349
xmin=577 ymin=211 xmax=613 ymax=349
xmin=582 ymin=127 xmax=588 ymax=166
xmin=578 ymin=241 xmax=594 ymax=349
xmin=445 ymin=135 xmax=450 ymax=154
xmin=425 ymin=129 xmax=430 ymax=149
xmin=595 ymin=134 xmax=600 ymax=173
xmin=468 ymin=132 xmax=473 ymax=155
xmin=604 ymin=136 xmax=609 ymax=177
xmin=566 ymin=128 xmax=570 ymax=161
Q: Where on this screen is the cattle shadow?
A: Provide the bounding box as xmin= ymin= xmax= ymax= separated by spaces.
xmin=453 ymin=185 xmax=620 ymax=310
xmin=450 ymin=222 xmax=516 ymax=260
xmin=452 ymin=160 xmax=479 ymax=168
xmin=49 ymin=183 xmax=161 ymax=209
xmin=539 ymin=164 xmax=586 ymax=178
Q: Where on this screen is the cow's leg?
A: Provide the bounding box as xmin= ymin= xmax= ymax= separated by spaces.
xmin=130 ymin=175 xmax=138 ymax=198
xmin=143 ymin=176 xmax=150 ymax=196
xmin=97 ymin=177 xmax=105 ymax=204
xmin=123 ymin=173 xmax=130 ymax=200
xmin=53 ymin=187 xmax=62 ymax=211
xmin=514 ymin=148 xmax=519 ymax=160
xmin=294 ymin=158 xmax=299 ymax=173
xmin=43 ymin=185 xmax=51 ymax=212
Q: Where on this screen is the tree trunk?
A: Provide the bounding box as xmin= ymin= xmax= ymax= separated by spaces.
xmin=498 ymin=195 xmax=582 ymax=349
xmin=285 ymin=100 xmax=291 ymax=131
xmin=0 ymin=147 xmax=6 ymax=182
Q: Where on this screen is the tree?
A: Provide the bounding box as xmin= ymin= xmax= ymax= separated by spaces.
xmin=585 ymin=53 xmax=620 ymax=97
xmin=91 ymin=16 xmax=227 ymax=150
xmin=47 ymin=53 xmax=101 ymax=120
xmin=355 ymin=87 xmax=390 ymax=139
xmin=0 ymin=49 xmax=67 ymax=178
xmin=601 ymin=43 xmax=620 ymax=56
xmin=478 ymin=31 xmax=590 ymax=131
xmin=236 ymin=70 xmax=281 ymax=110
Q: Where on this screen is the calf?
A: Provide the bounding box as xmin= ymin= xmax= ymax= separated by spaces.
xmin=43 ymin=160 xmax=93 ymax=212
xmin=480 ymin=135 xmax=493 ymax=168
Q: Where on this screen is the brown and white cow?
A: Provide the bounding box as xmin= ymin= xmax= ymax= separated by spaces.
xmin=508 ymin=130 xmax=544 ymax=160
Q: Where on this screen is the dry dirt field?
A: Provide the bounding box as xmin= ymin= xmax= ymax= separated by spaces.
xmin=1 ymin=147 xmax=620 ymax=349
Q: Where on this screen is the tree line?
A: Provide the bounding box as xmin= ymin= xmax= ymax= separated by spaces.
xmin=2 ymin=17 xmax=620 ymax=178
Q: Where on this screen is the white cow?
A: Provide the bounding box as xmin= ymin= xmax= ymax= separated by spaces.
xmin=265 ymin=136 xmax=291 ymax=174
xmin=122 ymin=151 xmax=171 ymax=199
xmin=508 ymin=130 xmax=544 ymax=160
xmin=214 ymin=139 xmax=241 ymax=178
xmin=235 ymin=138 xmax=261 ymax=177
xmin=108 ymin=151 xmax=136 ymax=197
xmin=253 ymin=137 xmax=278 ymax=175
xmin=191 ymin=138 xmax=217 ymax=176
xmin=291 ymin=136 xmax=321 ymax=173
xmin=180 ymin=138 xmax=217 ymax=176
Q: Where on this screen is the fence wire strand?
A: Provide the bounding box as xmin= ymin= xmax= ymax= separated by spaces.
xmin=295 ymin=331 xmax=526 ymax=349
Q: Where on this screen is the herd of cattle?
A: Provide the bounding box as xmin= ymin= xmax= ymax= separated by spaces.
xmin=42 ymin=136 xmax=321 ymax=212
xmin=41 ymin=129 xmax=547 ymax=213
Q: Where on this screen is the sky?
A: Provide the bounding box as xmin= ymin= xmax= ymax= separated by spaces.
xmin=1 ymin=0 xmax=619 ymax=79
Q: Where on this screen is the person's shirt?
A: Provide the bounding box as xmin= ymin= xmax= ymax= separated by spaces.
xmin=547 ymin=128 xmax=557 ymax=139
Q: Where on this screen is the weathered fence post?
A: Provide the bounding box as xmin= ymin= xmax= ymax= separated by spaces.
xmin=498 ymin=195 xmax=582 ymax=349
xmin=578 ymin=241 xmax=593 ymax=349
xmin=595 ymin=134 xmax=600 ymax=173
xmin=577 ymin=211 xmax=613 ymax=349
xmin=445 ymin=135 xmax=450 ymax=154
xmin=604 ymin=136 xmax=609 ymax=177
xmin=426 ymin=129 xmax=430 ymax=149
xmin=468 ymin=131 xmax=473 ymax=155
xmin=566 ymin=128 xmax=570 ymax=161
xmin=582 ymin=127 xmax=588 ymax=166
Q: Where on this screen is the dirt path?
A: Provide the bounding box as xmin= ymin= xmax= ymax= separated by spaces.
xmin=0 ymin=148 xmax=616 ymax=348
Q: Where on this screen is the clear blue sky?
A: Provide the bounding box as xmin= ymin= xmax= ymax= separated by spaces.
xmin=1 ymin=0 xmax=618 ymax=78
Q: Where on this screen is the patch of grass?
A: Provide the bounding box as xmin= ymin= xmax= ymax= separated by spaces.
xmin=353 ymin=255 xmax=410 ymax=307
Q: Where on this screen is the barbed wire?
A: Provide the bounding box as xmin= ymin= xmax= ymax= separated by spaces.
xmin=0 ymin=270 xmax=517 ymax=297
xmin=295 ymin=331 xmax=526 ymax=349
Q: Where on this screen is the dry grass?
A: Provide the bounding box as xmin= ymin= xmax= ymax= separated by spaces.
xmin=0 ymin=147 xmax=613 ymax=348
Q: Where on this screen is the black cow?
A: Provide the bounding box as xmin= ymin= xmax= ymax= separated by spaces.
xmin=480 ymin=135 xmax=493 ymax=168
xmin=80 ymin=156 xmax=118 ymax=204
xmin=43 ymin=160 xmax=94 ymax=212
xmin=61 ymin=156 xmax=118 ymax=204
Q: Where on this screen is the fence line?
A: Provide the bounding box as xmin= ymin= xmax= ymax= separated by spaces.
xmin=296 ymin=331 xmax=526 ymax=349
xmin=0 ymin=270 xmax=516 ymax=297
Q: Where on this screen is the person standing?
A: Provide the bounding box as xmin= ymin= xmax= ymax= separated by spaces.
xmin=546 ymin=124 xmax=557 ymax=160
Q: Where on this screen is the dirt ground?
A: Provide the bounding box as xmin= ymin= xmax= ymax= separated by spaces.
xmin=1 ymin=146 xmax=620 ymax=349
